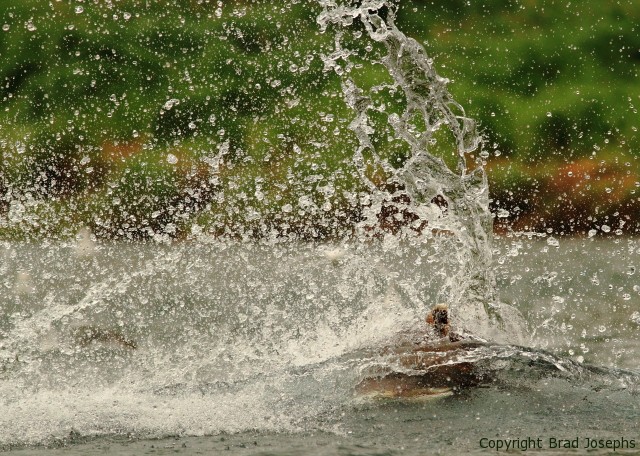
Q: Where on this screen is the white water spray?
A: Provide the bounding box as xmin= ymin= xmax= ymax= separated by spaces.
xmin=318 ymin=0 xmax=526 ymax=342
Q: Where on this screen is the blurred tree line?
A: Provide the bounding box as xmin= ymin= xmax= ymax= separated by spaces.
xmin=0 ymin=0 xmax=638 ymax=240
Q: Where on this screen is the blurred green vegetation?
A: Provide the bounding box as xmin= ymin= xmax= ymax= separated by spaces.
xmin=0 ymin=0 xmax=638 ymax=240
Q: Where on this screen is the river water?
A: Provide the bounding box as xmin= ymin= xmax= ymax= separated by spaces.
xmin=1 ymin=236 xmax=638 ymax=455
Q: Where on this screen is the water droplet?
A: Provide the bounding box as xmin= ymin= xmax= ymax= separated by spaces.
xmin=598 ymin=325 xmax=606 ymax=333
xmin=282 ymin=204 xmax=293 ymax=213
xmin=587 ymin=229 xmax=597 ymax=238
xmin=298 ymin=195 xmax=312 ymax=209
xmin=546 ymin=236 xmax=559 ymax=247
xmin=75 ymin=6 xmax=84 ymax=14
xmin=546 ymin=112 xmax=552 ymax=117
xmin=601 ymin=225 xmax=611 ymax=233
xmin=163 ymin=98 xmax=180 ymax=111
xmin=631 ymin=312 xmax=640 ymax=325
xmin=26 ymin=21 xmax=37 ymax=32
xmin=166 ymin=153 xmax=178 ymax=165
xmin=123 ymin=12 xmax=132 ymax=20
xmin=2 ymin=24 xmax=9 ymax=31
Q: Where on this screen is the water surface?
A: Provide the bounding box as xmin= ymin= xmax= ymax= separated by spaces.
xmin=2 ymin=237 xmax=639 ymax=454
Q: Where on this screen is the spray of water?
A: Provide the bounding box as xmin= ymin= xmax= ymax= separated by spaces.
xmin=317 ymin=0 xmax=526 ymax=341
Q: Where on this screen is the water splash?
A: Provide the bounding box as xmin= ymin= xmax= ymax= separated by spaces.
xmin=5 ymin=2 xmax=623 ymax=448
xmin=317 ymin=0 xmax=524 ymax=341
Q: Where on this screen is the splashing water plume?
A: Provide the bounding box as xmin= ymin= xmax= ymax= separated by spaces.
xmin=318 ymin=0 xmax=525 ymax=341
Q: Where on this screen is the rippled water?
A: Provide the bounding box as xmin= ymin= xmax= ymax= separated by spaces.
xmin=1 ymin=237 xmax=639 ymax=454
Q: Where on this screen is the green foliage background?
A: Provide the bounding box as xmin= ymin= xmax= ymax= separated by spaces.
xmin=1 ymin=0 xmax=638 ymax=240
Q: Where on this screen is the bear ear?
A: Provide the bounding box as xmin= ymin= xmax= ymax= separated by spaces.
xmin=426 ymin=312 xmax=434 ymax=325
